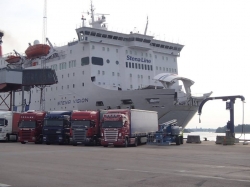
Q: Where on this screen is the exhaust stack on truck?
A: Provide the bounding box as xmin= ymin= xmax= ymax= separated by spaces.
xmin=101 ymin=109 xmax=158 ymax=147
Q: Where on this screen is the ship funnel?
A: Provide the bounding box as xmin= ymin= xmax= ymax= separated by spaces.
xmin=0 ymin=31 xmax=4 ymax=57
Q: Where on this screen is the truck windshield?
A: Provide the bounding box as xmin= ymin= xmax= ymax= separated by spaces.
xmin=102 ymin=121 xmax=123 ymax=128
xmin=0 ymin=119 xmax=4 ymax=126
xmin=71 ymin=120 xmax=90 ymax=128
xmin=44 ymin=120 xmax=63 ymax=127
xmin=19 ymin=121 xmax=36 ymax=128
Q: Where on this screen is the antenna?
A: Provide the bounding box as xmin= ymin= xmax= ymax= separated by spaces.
xmin=144 ymin=16 xmax=148 ymax=35
xmin=40 ymin=0 xmax=47 ymax=111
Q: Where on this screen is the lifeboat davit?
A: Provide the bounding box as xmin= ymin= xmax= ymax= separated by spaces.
xmin=25 ymin=40 xmax=50 ymax=59
xmin=5 ymin=55 xmax=21 ymax=63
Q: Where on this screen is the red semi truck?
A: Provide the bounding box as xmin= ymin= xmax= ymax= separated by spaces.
xmin=18 ymin=110 xmax=46 ymax=144
xmin=70 ymin=110 xmax=107 ymax=145
xmin=101 ymin=109 xmax=158 ymax=147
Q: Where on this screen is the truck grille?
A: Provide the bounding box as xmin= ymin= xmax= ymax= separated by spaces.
xmin=20 ymin=130 xmax=31 ymax=139
xmin=47 ymin=135 xmax=58 ymax=142
xmin=73 ymin=129 xmax=86 ymax=142
xmin=104 ymin=129 xmax=118 ymax=142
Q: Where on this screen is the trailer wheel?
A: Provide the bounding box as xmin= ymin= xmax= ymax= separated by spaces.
xmin=175 ymin=136 xmax=180 ymax=145
xmin=179 ymin=136 xmax=183 ymax=144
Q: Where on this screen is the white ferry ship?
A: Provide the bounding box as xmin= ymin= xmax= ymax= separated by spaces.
xmin=0 ymin=2 xmax=212 ymax=129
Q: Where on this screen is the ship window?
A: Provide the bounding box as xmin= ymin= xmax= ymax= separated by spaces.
xmin=121 ymin=99 xmax=133 ymax=105
xmin=148 ymin=76 xmax=150 ymax=79
xmin=129 ymin=62 xmax=131 ymax=68
xmin=160 ymin=45 xmax=164 ymax=48
xmin=116 ymin=61 xmax=119 ymax=65
xmin=148 ymin=65 xmax=150 ymax=70
xmin=108 ymin=35 xmax=113 ymax=39
xmin=136 ymin=38 xmax=143 ymax=42
xmin=82 ymin=83 xmax=84 ymax=86
xmin=98 ymin=70 xmax=100 ymax=74
xmin=166 ymin=68 xmax=168 ymax=72
xmin=102 ymin=71 xmax=105 ymax=75
xmin=156 ymin=66 xmax=158 ymax=70
xmin=91 ymin=76 xmax=96 ymax=82
xmin=138 ymin=75 xmax=140 ymax=78
xmin=68 ymin=73 xmax=69 ymax=77
xmin=83 ymin=46 xmax=84 ymax=51
xmin=130 ymin=74 xmax=132 ymax=77
xmin=166 ymin=57 xmax=168 ymax=60
xmin=112 ymin=72 xmax=115 ymax=76
xmin=102 ymin=47 xmax=105 ymax=51
xmin=146 ymin=53 xmax=148 ymax=57
xmin=142 ymin=64 xmax=144 ymax=70
xmin=130 ymin=85 xmax=133 ymax=89
xmin=62 ymin=86 xmax=63 ymax=90
xmin=146 ymin=98 xmax=160 ymax=104
xmin=163 ymin=67 xmax=165 ymax=71
xmin=73 ymin=72 xmax=75 ymax=76
xmin=96 ymin=101 xmax=104 ymax=106
xmin=126 ymin=50 xmax=128 ymax=54
xmin=81 ymin=57 xmax=89 ymax=66
xmin=102 ymin=34 xmax=107 ymax=38
xmin=116 ymin=49 xmax=118 ymax=53
xmin=70 ymin=50 xmax=72 ymax=54
xmin=165 ymin=45 xmax=169 ymax=49
xmin=107 ymin=48 xmax=109 ymax=51
xmin=162 ymin=56 xmax=164 ymax=60
xmin=143 ymin=39 xmax=151 ymax=43
xmin=156 ymin=44 xmax=160 ymax=47
xmin=126 ymin=62 xmax=128 ymax=68
xmin=84 ymin=31 xmax=90 ymax=35
xmin=132 ymin=63 xmax=134 ymax=68
xmin=92 ymin=45 xmax=95 ymax=49
xmin=67 ymin=85 xmax=69 ymax=89
xmin=118 ymin=37 xmax=123 ymax=40
xmin=145 ymin=65 xmax=147 ymax=70
xmin=130 ymin=50 xmax=132 ymax=54
xmin=106 ymin=59 xmax=110 ymax=63
xmin=92 ymin=57 xmax=103 ymax=66
xmin=141 ymin=75 xmax=143 ymax=78
xmin=82 ymin=71 xmax=84 ymax=74
xmin=90 ymin=32 xmax=96 ymax=36
xmin=117 ymin=73 xmax=120 ymax=76
xmin=62 ymin=75 xmax=63 ymax=78
xmin=169 ymin=46 xmax=173 ymax=49
xmin=138 ymin=64 xmax=141 ymax=69
xmin=159 ymin=67 xmax=162 ymax=71
xmin=96 ymin=33 xmax=102 ymax=37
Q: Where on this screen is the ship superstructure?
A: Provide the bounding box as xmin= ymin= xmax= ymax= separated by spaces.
xmin=0 ymin=2 xmax=212 ymax=129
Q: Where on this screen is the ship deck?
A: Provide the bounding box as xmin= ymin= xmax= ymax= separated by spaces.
xmin=0 ymin=141 xmax=249 ymax=187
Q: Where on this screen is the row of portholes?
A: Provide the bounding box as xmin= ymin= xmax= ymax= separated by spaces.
xmin=106 ymin=59 xmax=119 ymax=65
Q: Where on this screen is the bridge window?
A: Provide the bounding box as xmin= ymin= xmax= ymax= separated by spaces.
xmin=126 ymin=62 xmax=128 ymax=68
xmin=92 ymin=57 xmax=103 ymax=66
xmin=81 ymin=57 xmax=89 ymax=66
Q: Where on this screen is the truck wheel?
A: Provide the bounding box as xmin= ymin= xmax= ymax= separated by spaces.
xmin=124 ymin=138 xmax=128 ymax=147
xmin=176 ymin=136 xmax=180 ymax=145
xmin=46 ymin=142 xmax=50 ymax=145
xmin=21 ymin=141 xmax=26 ymax=144
xmin=5 ymin=135 xmax=9 ymax=142
xmin=180 ymin=136 xmax=183 ymax=144
xmin=134 ymin=138 xmax=138 ymax=147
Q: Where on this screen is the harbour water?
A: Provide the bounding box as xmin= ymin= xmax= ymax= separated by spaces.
xmin=183 ymin=132 xmax=250 ymax=141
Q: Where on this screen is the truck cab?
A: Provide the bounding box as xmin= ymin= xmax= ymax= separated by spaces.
xmin=43 ymin=111 xmax=71 ymax=145
xmin=18 ymin=110 xmax=46 ymax=144
xmin=101 ymin=111 xmax=130 ymax=147
xmin=0 ymin=111 xmax=20 ymax=142
xmin=70 ymin=110 xmax=101 ymax=146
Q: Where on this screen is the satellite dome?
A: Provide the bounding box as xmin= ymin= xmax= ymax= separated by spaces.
xmin=33 ymin=40 xmax=40 ymax=45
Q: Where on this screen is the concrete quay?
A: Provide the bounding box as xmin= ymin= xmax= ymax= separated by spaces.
xmin=0 ymin=141 xmax=250 ymax=187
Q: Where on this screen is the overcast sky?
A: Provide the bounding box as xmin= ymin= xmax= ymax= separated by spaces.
xmin=1 ymin=0 xmax=250 ymax=129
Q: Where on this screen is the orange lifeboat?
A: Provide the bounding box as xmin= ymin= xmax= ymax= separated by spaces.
xmin=5 ymin=55 xmax=21 ymax=63
xmin=25 ymin=44 xmax=50 ymax=59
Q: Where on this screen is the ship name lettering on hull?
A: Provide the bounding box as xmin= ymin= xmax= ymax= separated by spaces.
xmin=57 ymin=98 xmax=88 ymax=105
